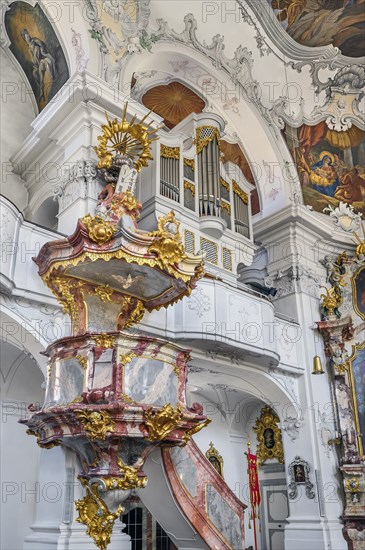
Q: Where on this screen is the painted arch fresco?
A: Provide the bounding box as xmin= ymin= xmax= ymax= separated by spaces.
xmin=284 ymin=122 xmax=365 ymax=218
xmin=268 ymin=0 xmax=365 ymax=58
xmin=4 ymin=1 xmax=69 ymax=111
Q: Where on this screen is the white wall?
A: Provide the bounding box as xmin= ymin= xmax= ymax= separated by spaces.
xmin=0 ymin=51 xmax=36 ymax=211
xmin=0 ymin=341 xmax=44 ymax=550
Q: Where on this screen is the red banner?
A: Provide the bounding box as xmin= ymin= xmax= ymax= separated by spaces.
xmin=247 ymin=451 xmax=261 ymax=510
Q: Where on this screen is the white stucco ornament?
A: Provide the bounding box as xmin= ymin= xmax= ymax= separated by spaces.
xmin=323 ymin=202 xmax=362 ymax=232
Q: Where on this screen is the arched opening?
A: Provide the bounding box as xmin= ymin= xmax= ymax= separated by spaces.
xmin=0 ymin=339 xmax=45 ymax=550
xmin=32 ymin=196 xmax=59 ymax=230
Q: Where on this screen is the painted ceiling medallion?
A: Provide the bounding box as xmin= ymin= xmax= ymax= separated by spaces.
xmin=142 ymin=81 xmax=205 ymax=129
xmin=20 ymin=104 xmax=207 ymax=550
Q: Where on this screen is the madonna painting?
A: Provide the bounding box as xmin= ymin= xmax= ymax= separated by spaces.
xmin=5 ymin=1 xmax=69 ymax=111
xmin=284 ymin=122 xmax=365 ymax=218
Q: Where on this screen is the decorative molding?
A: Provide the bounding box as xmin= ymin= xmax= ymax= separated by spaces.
xmin=2 ymin=295 xmax=64 ymax=344
xmin=265 ymin=266 xmax=322 ymax=298
xmin=271 ymin=63 xmax=365 ymax=131
xmin=282 ymin=415 xmax=303 ymax=443
xmin=268 ymin=365 xmax=299 ymax=406
xmin=53 ymin=160 xmax=101 ymax=213
xmin=71 ymin=29 xmax=89 ymax=72
xmin=323 ymin=203 xmax=363 ymax=233
xmin=0 ymin=0 xmax=11 ymax=49
xmin=207 ymin=383 xmax=238 ymax=394
xmin=187 ymin=287 xmax=212 ymax=318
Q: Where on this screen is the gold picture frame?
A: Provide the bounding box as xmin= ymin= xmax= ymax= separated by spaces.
xmin=351 ymin=265 xmax=365 ymax=321
xmin=347 ymin=340 xmax=365 ymax=459
xmin=205 ymin=442 xmax=224 ymax=478
xmin=253 ymin=406 xmax=284 ymax=466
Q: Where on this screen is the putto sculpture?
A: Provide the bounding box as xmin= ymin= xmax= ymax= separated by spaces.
xmin=21 ymin=104 xmax=208 ymax=549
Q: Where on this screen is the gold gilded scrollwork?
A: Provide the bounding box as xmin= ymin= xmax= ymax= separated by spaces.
xmin=183 ymin=157 xmax=195 ymax=171
xmin=233 ymin=181 xmax=249 ymax=204
xmin=148 ymin=211 xmax=184 ymax=268
xmin=76 ymin=410 xmax=115 ymax=440
xmin=42 ymin=245 xmax=193 ymax=285
xmin=345 ymin=477 xmax=360 ymax=493
xmin=145 ymin=404 xmax=183 ymax=442
xmin=124 ymin=297 xmax=145 ymax=328
xmin=93 ymin=333 xmax=116 ymax=348
xmin=220 ymin=177 xmax=230 ymax=191
xmin=116 ymin=460 xmax=148 ymax=490
xmin=195 ymin=126 xmax=220 ymax=154
xmin=119 ymin=351 xmax=136 ymax=366
xmin=76 ymin=354 xmax=88 ymax=370
xmin=253 ymin=405 xmax=284 ymax=466
xmin=76 ymin=479 xmax=124 ymax=550
xmin=184 ymin=180 xmax=196 ymax=196
xmin=160 ymin=144 xmax=180 ymax=160
xmin=94 ymin=284 xmax=113 ymax=302
xmin=221 ymin=201 xmax=231 ymax=214
xmin=49 ymin=277 xmax=82 ymax=320
xmin=81 ymin=215 xmax=117 ymax=245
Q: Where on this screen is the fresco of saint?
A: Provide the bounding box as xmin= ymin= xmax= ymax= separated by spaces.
xmin=20 ymin=29 xmax=56 ymax=103
xmin=5 ymin=1 xmax=69 ymax=111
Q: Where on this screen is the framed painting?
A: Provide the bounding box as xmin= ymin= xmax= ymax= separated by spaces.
xmin=283 ymin=122 xmax=365 ymax=220
xmin=347 ymin=341 xmax=365 ymax=459
xmin=253 ymin=405 xmax=284 ymax=466
xmin=4 ymin=1 xmax=69 ymax=112
xmin=352 ymin=266 xmax=365 ymax=321
xmin=205 ymin=442 xmax=224 ymax=478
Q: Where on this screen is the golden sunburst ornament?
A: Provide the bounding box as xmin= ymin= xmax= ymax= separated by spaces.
xmin=94 ymin=102 xmax=161 ymax=172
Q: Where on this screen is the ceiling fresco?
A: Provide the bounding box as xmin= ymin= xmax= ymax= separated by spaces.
xmin=268 ymin=0 xmax=365 ymax=58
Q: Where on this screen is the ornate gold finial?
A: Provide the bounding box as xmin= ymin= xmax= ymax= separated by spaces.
xmin=320 ymin=285 xmax=343 ymax=319
xmin=94 ymin=103 xmax=161 ymax=172
xmin=205 ymin=441 xmax=224 ymax=477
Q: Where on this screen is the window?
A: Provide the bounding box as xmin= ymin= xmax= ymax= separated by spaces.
xmin=122 ymin=508 xmax=143 ymax=550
